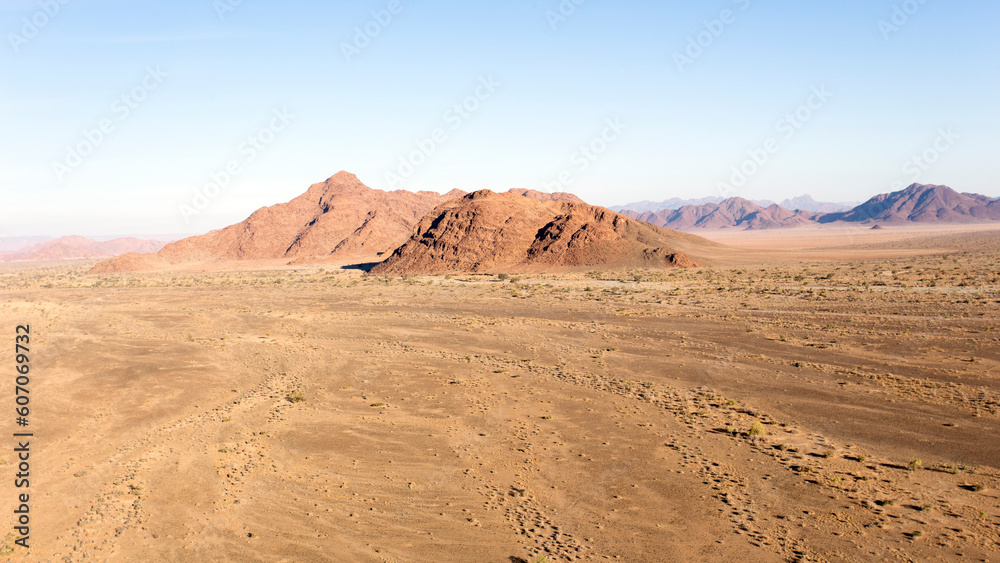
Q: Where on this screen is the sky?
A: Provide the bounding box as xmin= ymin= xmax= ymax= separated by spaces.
xmin=1 ymin=0 xmax=998 ymax=237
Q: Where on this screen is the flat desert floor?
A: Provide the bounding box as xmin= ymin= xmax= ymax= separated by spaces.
xmin=2 ymin=225 xmax=1000 ymax=562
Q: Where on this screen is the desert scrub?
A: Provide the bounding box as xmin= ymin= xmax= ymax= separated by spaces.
xmin=286 ymin=389 xmax=306 ymax=403
xmin=747 ymin=421 xmax=766 ymax=438
xmin=908 ymin=458 xmax=922 ymax=471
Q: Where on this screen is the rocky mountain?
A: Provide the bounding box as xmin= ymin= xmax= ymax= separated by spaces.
xmin=0 ymin=236 xmax=166 ymax=262
xmin=622 ymin=198 xmax=820 ymax=231
xmin=613 ymin=194 xmax=855 ymax=216
xmin=91 ymin=172 xmax=462 ymax=272
xmin=779 ymin=195 xmax=858 ymax=213
xmin=610 ymin=196 xmax=727 ymax=214
xmin=88 ymin=174 xmax=592 ymax=273
xmin=82 ymin=176 xmax=1000 ymax=275
xmin=370 ymin=190 xmax=714 ymax=275
xmin=821 ymin=184 xmax=1000 ymax=224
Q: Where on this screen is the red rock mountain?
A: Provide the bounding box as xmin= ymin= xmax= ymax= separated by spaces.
xmin=370 ymin=190 xmax=714 ymax=275
xmin=1 ymin=236 xmax=165 ymax=262
xmin=623 ymin=198 xmax=820 ymax=231
xmin=90 ymin=172 xmax=464 ymax=272
xmin=821 ymin=184 xmax=1000 ymax=224
xmin=88 ymin=173 xmax=593 ymax=273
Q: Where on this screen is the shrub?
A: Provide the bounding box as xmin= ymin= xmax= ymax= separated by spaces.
xmin=747 ymin=421 xmax=766 ymax=437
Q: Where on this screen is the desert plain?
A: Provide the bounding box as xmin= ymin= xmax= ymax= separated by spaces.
xmin=2 ymin=224 xmax=999 ymax=562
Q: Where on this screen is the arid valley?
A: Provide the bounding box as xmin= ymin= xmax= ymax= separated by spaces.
xmin=7 ymin=2 xmax=1000 ymax=561
xmin=3 ymin=223 xmax=999 ymax=562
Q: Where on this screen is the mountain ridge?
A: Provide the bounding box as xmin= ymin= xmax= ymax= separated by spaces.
xmin=0 ymin=236 xmax=166 ymax=262
xmin=89 ymin=173 xmax=589 ymax=273
xmin=370 ymin=190 xmax=714 ymax=274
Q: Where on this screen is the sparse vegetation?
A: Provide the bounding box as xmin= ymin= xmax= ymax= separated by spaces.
xmin=7 ymin=230 xmax=1000 ymax=560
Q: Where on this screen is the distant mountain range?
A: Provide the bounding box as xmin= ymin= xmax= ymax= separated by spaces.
xmin=779 ymin=195 xmax=861 ymax=213
xmin=0 ymin=236 xmax=52 ymax=253
xmin=17 ymin=178 xmax=1000 ymax=274
xmin=619 ymin=184 xmax=997 ymax=231
xmin=0 ymin=236 xmax=166 ymax=262
xmin=623 ymin=199 xmax=821 ymax=231
xmin=612 ymin=194 xmax=858 ymax=215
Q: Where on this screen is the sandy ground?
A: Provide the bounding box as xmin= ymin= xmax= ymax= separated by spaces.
xmin=1 ymin=226 xmax=999 ymax=562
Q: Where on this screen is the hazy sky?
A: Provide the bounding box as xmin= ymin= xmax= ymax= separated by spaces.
xmin=2 ymin=0 xmax=998 ymax=236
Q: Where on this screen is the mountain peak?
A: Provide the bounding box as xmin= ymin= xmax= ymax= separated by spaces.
xmin=824 ymin=183 xmax=999 ymax=224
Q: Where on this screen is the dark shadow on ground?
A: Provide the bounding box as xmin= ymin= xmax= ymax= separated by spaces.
xmin=341 ymin=262 xmax=380 ymax=272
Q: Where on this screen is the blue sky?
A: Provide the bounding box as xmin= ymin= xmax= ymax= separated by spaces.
xmin=1 ymin=0 xmax=998 ymax=236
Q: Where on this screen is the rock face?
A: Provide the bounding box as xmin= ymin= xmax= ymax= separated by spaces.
xmin=821 ymin=184 xmax=1000 ymax=224
xmin=623 ymin=198 xmax=820 ymax=231
xmin=370 ymin=190 xmax=712 ymax=274
xmin=160 ymin=171 xmax=464 ymax=262
xmin=90 ymin=172 xmax=466 ymax=272
xmin=0 ymin=236 xmax=165 ymax=262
